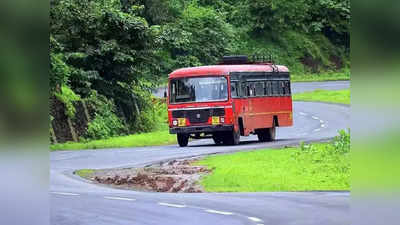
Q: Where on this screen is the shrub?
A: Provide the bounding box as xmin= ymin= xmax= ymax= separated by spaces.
xmin=332 ymin=129 xmax=350 ymax=154
xmin=54 ymin=85 xmax=81 ymax=118
xmin=85 ymin=91 xmax=127 ymax=140
xmin=133 ymin=98 xmax=168 ymax=133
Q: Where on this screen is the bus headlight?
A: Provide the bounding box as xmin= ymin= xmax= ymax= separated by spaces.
xmin=172 ymin=120 xmax=178 ymax=126
xmin=220 ymin=117 xmax=225 ymax=123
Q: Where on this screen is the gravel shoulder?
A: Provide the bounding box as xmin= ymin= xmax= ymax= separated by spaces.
xmin=77 ymin=158 xmax=210 ymax=193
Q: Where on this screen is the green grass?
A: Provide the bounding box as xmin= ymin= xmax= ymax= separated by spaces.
xmin=75 ymin=169 xmax=95 ymax=179
xmin=291 ymin=71 xmax=350 ymax=82
xmin=293 ymin=89 xmax=350 ymax=104
xmin=195 ymin=142 xmax=350 ymax=192
xmin=50 ymin=130 xmax=176 ymax=151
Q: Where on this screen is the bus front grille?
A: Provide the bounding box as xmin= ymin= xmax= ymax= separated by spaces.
xmin=172 ymin=108 xmax=225 ymax=124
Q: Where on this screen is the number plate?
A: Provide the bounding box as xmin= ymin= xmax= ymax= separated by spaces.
xmin=178 ymin=118 xmax=186 ymax=127
xmin=211 ymin=116 xmax=220 ymax=125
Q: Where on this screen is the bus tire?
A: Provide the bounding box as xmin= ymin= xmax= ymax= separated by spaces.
xmin=177 ymin=133 xmax=189 ymax=147
xmin=223 ymin=130 xmax=240 ymax=145
xmin=257 ymin=127 xmax=276 ymax=142
xmin=212 ymin=133 xmax=224 ymax=145
xmin=268 ymin=127 xmax=276 ymax=141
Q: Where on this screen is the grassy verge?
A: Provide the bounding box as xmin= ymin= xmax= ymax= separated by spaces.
xmin=50 ymin=130 xmax=176 ymax=151
xmin=195 ymin=131 xmax=350 ymax=192
xmin=293 ymin=89 xmax=350 ymax=104
xmin=75 ymin=169 xmax=95 ymax=179
xmin=291 ymin=71 xmax=350 ymax=82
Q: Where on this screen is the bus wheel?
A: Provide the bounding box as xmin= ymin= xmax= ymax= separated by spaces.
xmin=223 ymin=130 xmax=240 ymax=145
xmin=257 ymin=127 xmax=276 ymax=142
xmin=177 ymin=133 xmax=189 ymax=147
xmin=269 ymin=127 xmax=276 ymax=141
xmin=212 ymin=134 xmax=223 ymax=145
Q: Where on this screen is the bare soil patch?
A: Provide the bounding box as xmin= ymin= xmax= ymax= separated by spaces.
xmin=80 ymin=158 xmax=210 ymax=193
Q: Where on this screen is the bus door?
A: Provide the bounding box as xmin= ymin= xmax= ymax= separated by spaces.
xmin=247 ymin=82 xmax=256 ymax=128
xmin=240 ymin=81 xmax=251 ymax=135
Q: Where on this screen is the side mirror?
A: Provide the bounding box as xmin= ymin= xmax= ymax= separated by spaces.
xmin=163 ymin=91 xmax=167 ymax=98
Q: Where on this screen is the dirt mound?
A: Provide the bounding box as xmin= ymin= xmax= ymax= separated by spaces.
xmin=87 ymin=159 xmax=211 ymax=193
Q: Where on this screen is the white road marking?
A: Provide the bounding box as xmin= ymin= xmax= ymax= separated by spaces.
xmin=158 ymin=202 xmax=186 ymax=208
xmin=299 ymin=112 xmax=307 ymax=116
xmin=321 ymin=124 xmax=326 ymax=128
xmin=319 ymin=120 xmax=324 ymax=123
xmin=205 ymin=209 xmax=234 ymax=215
xmin=104 ymin=196 xmax=136 ymax=201
xmin=248 ymin=217 xmax=263 ymax=222
xmin=51 ymin=192 xmax=80 ymax=196
xmin=312 ymin=116 xmax=319 ymax=120
xmin=314 ymin=128 xmax=321 ymax=132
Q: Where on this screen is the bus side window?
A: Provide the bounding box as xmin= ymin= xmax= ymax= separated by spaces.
xmin=279 ymin=81 xmax=285 ymax=96
xmin=231 ymin=82 xmax=238 ymax=98
xmin=265 ymin=81 xmax=272 ymax=96
xmin=272 ymin=81 xmax=279 ymax=96
xmin=249 ymin=83 xmax=256 ymax=97
xmin=285 ymin=81 xmax=291 ymax=96
xmin=255 ymin=82 xmax=264 ymax=96
xmin=241 ymin=83 xmax=247 ymax=97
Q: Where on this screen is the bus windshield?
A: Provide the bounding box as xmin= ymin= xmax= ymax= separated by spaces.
xmin=169 ymin=77 xmax=228 ymax=103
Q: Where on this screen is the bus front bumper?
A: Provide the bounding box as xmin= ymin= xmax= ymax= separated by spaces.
xmin=169 ymin=125 xmax=233 ymax=134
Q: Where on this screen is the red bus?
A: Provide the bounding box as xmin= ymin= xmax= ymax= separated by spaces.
xmin=167 ymin=56 xmax=293 ymax=147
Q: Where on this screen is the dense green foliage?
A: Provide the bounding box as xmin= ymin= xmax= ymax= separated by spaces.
xmin=50 ymin=0 xmax=350 ymax=141
xmin=84 ymin=91 xmax=128 ymax=139
xmin=196 ymin=130 xmax=350 ymax=191
xmin=54 ymin=85 xmax=81 ymax=118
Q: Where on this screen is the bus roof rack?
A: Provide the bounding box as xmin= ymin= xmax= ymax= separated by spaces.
xmin=219 ymin=54 xmax=275 ymax=65
xmin=219 ymin=55 xmax=249 ymax=65
xmin=250 ymin=54 xmax=274 ymax=64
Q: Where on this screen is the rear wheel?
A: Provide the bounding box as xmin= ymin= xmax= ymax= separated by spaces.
xmin=177 ymin=133 xmax=189 ymax=147
xmin=223 ymin=130 xmax=240 ymax=145
xmin=257 ymin=127 xmax=276 ymax=142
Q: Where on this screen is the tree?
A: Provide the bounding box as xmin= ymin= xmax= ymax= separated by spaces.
xmin=160 ymin=3 xmax=236 ymax=68
xmin=50 ymin=0 xmax=163 ymax=128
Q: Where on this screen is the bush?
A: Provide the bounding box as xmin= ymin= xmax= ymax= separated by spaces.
xmin=85 ymin=91 xmax=127 ymax=140
xmin=54 ymin=85 xmax=81 ymax=118
xmin=332 ymin=129 xmax=350 ymax=154
xmin=133 ymin=99 xmax=168 ymax=133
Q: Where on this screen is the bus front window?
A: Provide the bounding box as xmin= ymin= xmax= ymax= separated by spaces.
xmin=170 ymin=77 xmax=228 ymax=103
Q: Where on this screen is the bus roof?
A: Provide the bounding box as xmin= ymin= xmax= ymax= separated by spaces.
xmin=169 ymin=64 xmax=289 ymax=79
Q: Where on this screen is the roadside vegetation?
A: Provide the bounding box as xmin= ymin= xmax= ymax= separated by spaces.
xmin=50 ymin=102 xmax=176 ymax=151
xmin=291 ymin=70 xmax=350 ymax=82
xmin=50 ymin=130 xmax=176 ymax=151
xmin=293 ymin=89 xmax=350 ymax=104
xmin=195 ymin=130 xmax=350 ymax=192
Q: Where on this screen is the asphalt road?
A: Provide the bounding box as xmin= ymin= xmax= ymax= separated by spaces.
xmin=51 ymin=81 xmax=350 ymax=225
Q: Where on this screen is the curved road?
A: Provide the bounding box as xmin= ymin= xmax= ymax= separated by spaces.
xmin=51 ymin=81 xmax=350 ymax=225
